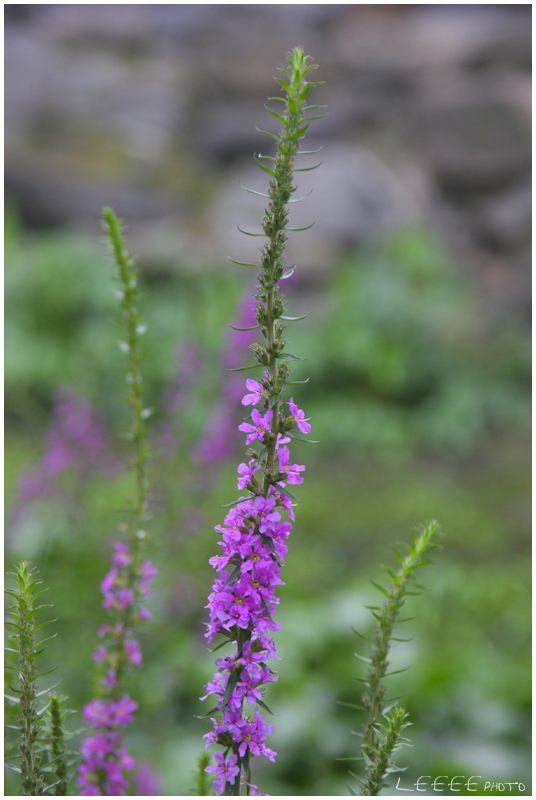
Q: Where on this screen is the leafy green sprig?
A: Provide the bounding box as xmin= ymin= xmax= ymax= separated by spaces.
xmin=5 ymin=561 xmax=56 ymax=795
xmin=191 ymin=751 xmax=213 ymax=796
xmin=359 ymin=707 xmax=411 ymax=796
xmin=103 ymin=206 xmax=150 ymax=532
xmin=349 ymin=521 xmax=441 ymax=795
xmin=47 ymin=694 xmax=70 ymax=796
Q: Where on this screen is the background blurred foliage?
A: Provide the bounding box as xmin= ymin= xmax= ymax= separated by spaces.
xmin=4 ymin=206 xmax=530 ymax=795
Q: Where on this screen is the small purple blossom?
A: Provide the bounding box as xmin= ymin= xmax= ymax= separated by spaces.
xmin=241 ymin=379 xmax=264 ymax=406
xmin=11 ymin=389 xmax=119 ymax=534
xmin=277 ymin=446 xmax=306 ymax=485
xmin=237 ymin=459 xmax=260 ymax=490
xmin=288 ymin=397 xmax=311 ymax=434
xmin=92 ymin=645 xmax=108 ymax=663
xmin=112 ymin=542 xmax=130 ymax=567
xmin=125 ymin=638 xmax=142 ymax=666
xmin=205 ymin=752 xmax=241 ymax=794
xmin=134 ymin=762 xmax=163 ymax=796
xmin=238 ymin=408 xmax=273 ymax=445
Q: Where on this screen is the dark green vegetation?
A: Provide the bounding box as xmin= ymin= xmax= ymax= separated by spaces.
xmin=5 ymin=210 xmax=530 ymax=795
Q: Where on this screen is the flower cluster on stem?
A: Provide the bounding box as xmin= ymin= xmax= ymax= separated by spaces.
xmin=202 ymin=47 xmax=322 ymax=796
xmin=78 ymin=208 xmax=157 ymax=796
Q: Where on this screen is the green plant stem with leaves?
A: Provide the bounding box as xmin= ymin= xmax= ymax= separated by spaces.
xmin=100 ymin=207 xmax=152 ymax=693
xmin=349 ymin=521 xmax=441 ymax=796
xmin=247 ymin=47 xmax=323 ymax=488
xmin=47 ymin=694 xmax=69 ymax=796
xmin=5 ymin=562 xmax=53 ymax=795
xmin=360 ymin=706 xmax=411 ymax=797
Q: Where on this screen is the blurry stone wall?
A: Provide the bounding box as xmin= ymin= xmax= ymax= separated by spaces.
xmin=5 ymin=4 xmax=531 ymax=312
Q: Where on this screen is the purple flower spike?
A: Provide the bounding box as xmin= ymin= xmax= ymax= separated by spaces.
xmin=203 ymin=46 xmax=318 ymax=795
xmin=78 ymin=540 xmax=157 ymax=795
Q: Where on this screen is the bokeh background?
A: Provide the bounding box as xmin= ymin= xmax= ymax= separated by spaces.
xmin=5 ymin=4 xmax=531 ymax=796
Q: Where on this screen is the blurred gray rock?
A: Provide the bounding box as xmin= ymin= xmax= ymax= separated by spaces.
xmin=419 ymin=99 xmax=531 ymax=193
xmin=3 ymin=3 xmax=532 ymax=310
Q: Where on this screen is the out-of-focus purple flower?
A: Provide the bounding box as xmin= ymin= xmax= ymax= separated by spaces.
xmin=125 ymin=638 xmax=142 ymax=666
xmin=155 ymin=342 xmax=202 ymax=454
xmin=134 ymin=762 xmax=163 ymax=796
xmin=78 ymin=540 xmax=158 ymax=796
xmin=17 ymin=389 xmax=119 ymax=505
xmin=77 ymin=731 xmax=135 ymax=796
xmin=194 ymin=294 xmax=258 ymax=470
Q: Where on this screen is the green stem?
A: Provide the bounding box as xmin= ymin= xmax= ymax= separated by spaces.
xmin=100 ymin=207 xmax=152 ymax=697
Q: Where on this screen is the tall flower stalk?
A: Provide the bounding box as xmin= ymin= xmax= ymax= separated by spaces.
xmin=349 ymin=521 xmax=440 ymax=796
xmin=77 ymin=208 xmax=157 ymax=796
xmin=202 ymin=48 xmax=323 ymax=796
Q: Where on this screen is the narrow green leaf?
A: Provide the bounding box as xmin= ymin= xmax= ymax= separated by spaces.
xmin=370 ymin=580 xmax=390 ymax=598
xmin=229 ymin=324 xmax=261 ymax=332
xmin=293 ymin=162 xmax=323 ymax=173
xmin=194 ymin=706 xmax=220 ymax=720
xmin=286 ymin=221 xmax=316 ymax=232
xmin=224 ymin=564 xmax=242 ymax=587
xmin=222 ymin=670 xmax=240 ymax=708
xmin=239 ymin=183 xmax=271 ymax=198
xmin=256 ymin=699 xmax=277 ymax=716
xmin=287 ymin=432 xmax=319 ymax=443
xmin=287 ymin=190 xmax=314 ymax=203
xmin=209 ymin=639 xmax=233 ymax=654
xmin=264 ymin=105 xmax=285 ymax=124
xmin=255 ymin=127 xmax=278 ymax=140
xmin=253 ymin=157 xmax=276 ymax=177
xmin=225 ymin=364 xmax=262 ymax=372
xmin=237 ymin=225 xmax=266 ymax=237
xmin=222 ymin=496 xmax=252 ymax=509
xmin=275 ymin=78 xmax=292 ymax=93
xmin=275 ymin=485 xmax=299 ymax=503
xmin=228 ymin=257 xmax=260 ymax=268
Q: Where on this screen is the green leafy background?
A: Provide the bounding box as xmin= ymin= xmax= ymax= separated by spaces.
xmin=5 ymin=210 xmax=530 ymax=796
